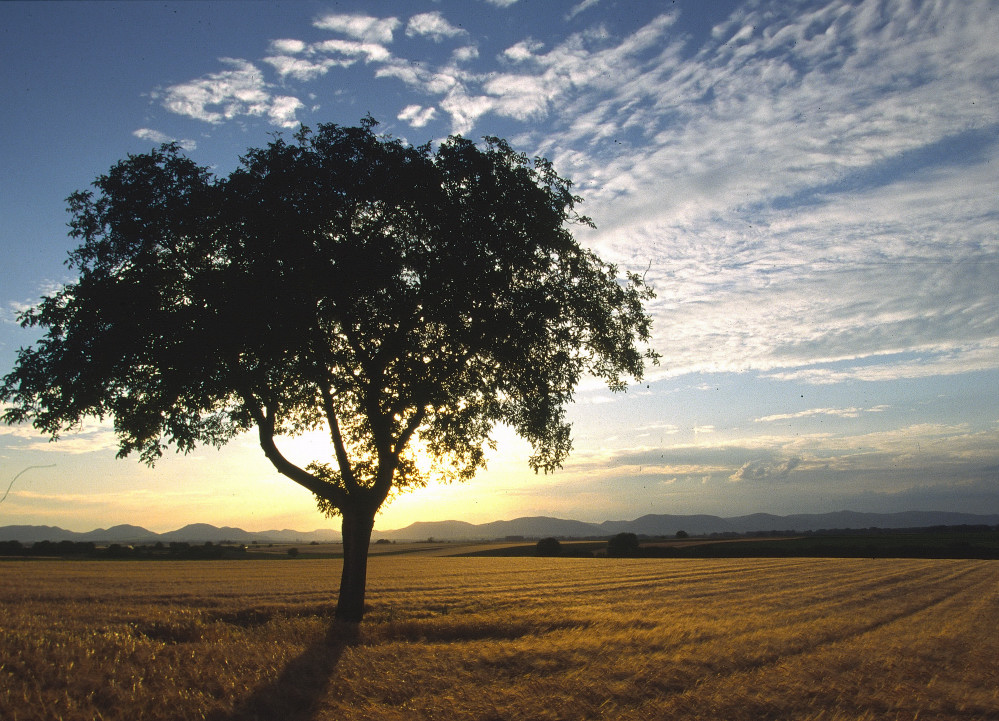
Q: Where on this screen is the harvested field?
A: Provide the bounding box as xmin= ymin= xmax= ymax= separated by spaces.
xmin=2 ymin=556 xmax=997 ymax=720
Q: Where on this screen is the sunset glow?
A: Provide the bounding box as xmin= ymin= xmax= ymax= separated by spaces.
xmin=1 ymin=0 xmax=997 ymax=533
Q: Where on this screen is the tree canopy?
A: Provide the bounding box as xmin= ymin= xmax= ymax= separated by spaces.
xmin=2 ymin=118 xmax=657 ymax=620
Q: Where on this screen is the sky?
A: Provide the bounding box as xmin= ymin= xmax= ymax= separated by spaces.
xmin=1 ymin=0 xmax=997 ymax=533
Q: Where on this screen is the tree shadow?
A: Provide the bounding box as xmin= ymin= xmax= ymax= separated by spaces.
xmin=213 ymin=621 xmax=359 ymax=721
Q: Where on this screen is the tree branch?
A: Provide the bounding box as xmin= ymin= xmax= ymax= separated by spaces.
xmin=394 ymin=406 xmax=426 ymax=456
xmin=244 ymin=394 xmax=348 ymax=509
xmin=318 ymin=381 xmax=360 ymax=493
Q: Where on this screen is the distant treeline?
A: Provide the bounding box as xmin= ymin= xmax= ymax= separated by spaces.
xmin=482 ymin=525 xmax=999 ymax=560
xmin=0 ymin=540 xmax=251 ymax=560
xmin=630 ymin=527 xmax=999 ymax=560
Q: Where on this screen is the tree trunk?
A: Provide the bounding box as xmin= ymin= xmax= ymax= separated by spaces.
xmin=336 ymin=507 xmax=375 ymax=623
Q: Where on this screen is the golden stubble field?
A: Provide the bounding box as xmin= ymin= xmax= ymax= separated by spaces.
xmin=2 ymin=554 xmax=997 ymax=720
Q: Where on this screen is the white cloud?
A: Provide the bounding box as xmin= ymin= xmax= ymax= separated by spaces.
xmin=530 ymin=1 xmax=999 ymax=384
xmin=452 ymin=46 xmax=479 ymax=63
xmin=1 ymin=299 xmax=32 ymax=324
xmin=313 ymin=39 xmax=392 ymax=64
xmin=267 ymin=95 xmax=304 ymax=127
xmin=375 ymin=60 xmax=462 ymax=95
xmin=398 ymin=104 xmax=436 ymax=128
xmin=729 ymin=457 xmax=801 ymax=482
xmin=439 ymin=89 xmax=495 ymax=135
xmin=566 ymin=0 xmax=601 ymax=21
xmin=159 ymin=58 xmax=302 ymax=128
xmin=156 ymin=0 xmax=999 ymax=407
xmin=755 ymin=407 xmax=867 ymax=423
xmin=482 ymin=0 xmax=519 ymax=6
xmin=0 ymin=419 xmax=120 ymax=455
xmin=132 ymin=128 xmax=196 ymax=150
xmin=269 ymin=38 xmax=307 ymax=55
xmin=263 ymin=55 xmax=341 ymax=81
xmin=502 ymin=39 xmax=544 ymax=63
xmin=313 ymin=14 xmax=400 ymax=44
xmin=406 ymin=12 xmax=467 ymax=42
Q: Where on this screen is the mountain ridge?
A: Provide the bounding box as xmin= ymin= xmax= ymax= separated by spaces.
xmin=2 ymin=510 xmax=997 ymax=544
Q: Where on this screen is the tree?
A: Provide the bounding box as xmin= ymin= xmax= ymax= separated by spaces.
xmin=536 ymin=537 xmax=562 ymax=557
xmin=607 ymin=532 xmax=640 ymax=557
xmin=1 ymin=118 xmax=657 ymax=622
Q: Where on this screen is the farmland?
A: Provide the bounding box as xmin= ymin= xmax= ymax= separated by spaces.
xmin=2 ymin=555 xmax=997 ymax=720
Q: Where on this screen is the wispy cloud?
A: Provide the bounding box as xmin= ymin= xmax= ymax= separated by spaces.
xmin=398 ymin=104 xmax=436 ymax=128
xmin=539 ymin=418 xmax=999 ymax=515
xmin=312 ymin=39 xmax=392 ymax=64
xmin=755 ymin=406 xmax=888 ymax=423
xmin=313 ymin=14 xmax=400 ymax=44
xmin=157 ymin=58 xmax=303 ymax=128
xmin=132 ymin=128 xmax=196 ymax=150
xmin=1 ymin=299 xmax=32 ymax=325
xmin=729 ymin=456 xmax=801 ymax=482
xmin=148 ymin=1 xmax=998 ymax=384
xmin=566 ymin=0 xmax=601 ymax=21
xmin=263 ymin=54 xmax=341 ymax=81
xmin=0 ymin=419 xmax=119 ymax=455
xmin=535 ymin=2 xmax=999 ymax=384
xmin=406 ymin=12 xmax=467 ymax=42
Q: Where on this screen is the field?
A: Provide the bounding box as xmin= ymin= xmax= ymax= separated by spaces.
xmin=2 ymin=555 xmax=997 ymax=720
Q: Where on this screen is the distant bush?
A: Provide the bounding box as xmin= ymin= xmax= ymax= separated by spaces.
xmin=287 ymin=547 xmax=300 ymax=558
xmin=536 ymin=537 xmax=562 ymax=557
xmin=607 ymin=532 xmax=640 ymax=558
xmin=676 ymin=530 xmax=689 ymax=539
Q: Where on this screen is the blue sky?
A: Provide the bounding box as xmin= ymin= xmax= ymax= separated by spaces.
xmin=1 ymin=0 xmax=997 ymax=532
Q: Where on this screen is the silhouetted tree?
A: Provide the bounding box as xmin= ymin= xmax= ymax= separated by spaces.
xmin=608 ymin=532 xmax=640 ymax=557
xmin=1 ymin=118 xmax=657 ymax=622
xmin=536 ymin=537 xmax=562 ymax=557
xmin=675 ymin=530 xmax=689 ymax=538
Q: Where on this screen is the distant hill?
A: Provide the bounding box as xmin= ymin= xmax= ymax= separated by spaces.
xmin=0 ymin=523 xmax=341 ymax=545
xmin=2 ymin=510 xmax=997 ymax=545
xmin=372 ymin=510 xmax=999 ymax=541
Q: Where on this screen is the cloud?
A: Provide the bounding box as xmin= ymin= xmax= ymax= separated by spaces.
xmin=566 ymin=0 xmax=601 ymax=21
xmin=439 ymin=90 xmax=496 ymax=135
xmin=154 ymin=1 xmax=999 ymax=393
xmin=313 ymin=14 xmax=400 ymax=44
xmin=482 ymin=0 xmax=519 ymax=6
xmin=269 ymin=38 xmax=307 ymax=55
xmin=131 ymin=128 xmax=196 ymax=150
xmin=502 ymin=39 xmax=544 ymax=63
xmin=313 ymin=39 xmax=392 ymax=64
xmin=519 ymin=2 xmax=999 ymax=385
xmin=159 ymin=58 xmax=302 ymax=128
xmin=263 ymin=54 xmax=341 ymax=81
xmin=266 ymin=95 xmax=304 ymax=127
xmin=406 ymin=12 xmax=467 ymax=42
xmin=1 ymin=300 xmax=32 ymax=324
xmin=730 ymin=457 xmax=801 ymax=482
xmin=452 ymin=46 xmax=479 ymax=63
xmin=755 ymin=407 xmax=870 ymax=423
xmin=398 ymin=104 xmax=436 ymax=127
xmin=0 ymin=420 xmax=120 ymax=455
